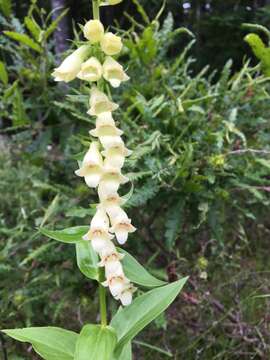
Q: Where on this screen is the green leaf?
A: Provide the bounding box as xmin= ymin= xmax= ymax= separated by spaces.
xmin=164 ymin=200 xmax=185 ymax=250
xmin=2 ymin=327 xmax=78 ymax=360
xmin=75 ymin=324 xmax=117 ymax=360
xmin=44 ymin=8 xmax=69 ymax=40
xmin=76 ymin=241 xmax=99 ymax=280
xmin=0 ymin=61 xmax=8 ymax=85
xmin=112 ymin=342 xmax=132 ymax=360
xmin=0 ymin=0 xmax=12 ymax=17
xmin=12 ymin=88 xmax=30 ymax=127
xmin=40 ymin=226 xmax=89 ymax=244
xmin=24 ymin=16 xmax=42 ymax=42
xmin=111 ymin=278 xmax=188 ymax=355
xmin=4 ymin=31 xmax=42 ymax=53
xmin=118 ymin=248 xmax=166 ymax=288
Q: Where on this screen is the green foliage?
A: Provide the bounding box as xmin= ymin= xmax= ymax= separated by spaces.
xmin=245 ymin=31 xmax=270 ymax=76
xmin=2 ymin=327 xmax=78 ymax=360
xmin=111 ymin=277 xmax=188 ymax=356
xmin=117 ymin=248 xmax=166 ymax=288
xmin=75 ymin=325 xmax=117 ymax=360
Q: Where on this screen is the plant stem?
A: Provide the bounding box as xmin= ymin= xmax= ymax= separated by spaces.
xmin=98 ymin=268 xmax=107 ymax=327
xmin=92 ymin=0 xmax=100 ymax=20
xmin=91 ymin=0 xmax=107 ymax=328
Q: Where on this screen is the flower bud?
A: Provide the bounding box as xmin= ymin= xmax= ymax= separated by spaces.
xmin=101 ymin=32 xmax=123 ymax=56
xmin=77 ymin=57 xmax=103 ymax=82
xmin=52 ymin=45 xmax=90 ymax=83
xmin=88 ymin=88 xmax=118 ymax=116
xmin=83 ymin=19 xmax=104 ymax=43
xmin=103 ymin=56 xmax=129 ymax=88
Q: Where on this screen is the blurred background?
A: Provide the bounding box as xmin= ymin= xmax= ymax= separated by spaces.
xmin=1 ymin=0 xmax=270 ymax=359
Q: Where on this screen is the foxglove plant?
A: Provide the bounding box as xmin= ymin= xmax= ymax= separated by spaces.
xmin=2 ymin=1 xmax=188 ymax=359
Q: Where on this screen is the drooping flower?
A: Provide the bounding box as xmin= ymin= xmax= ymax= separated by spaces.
xmin=115 ymin=283 xmax=137 ymax=306
xmin=52 ymin=45 xmax=90 ymax=82
xmin=96 ymin=112 xmax=116 ymax=128
xmin=103 ymin=56 xmax=129 ymax=88
xmin=75 ymin=142 xmax=103 ymax=188
xmin=98 ymin=167 xmax=129 ymax=198
xmin=109 ymin=207 xmax=136 ymax=244
xmin=83 ymin=209 xmax=114 ymax=253
xmin=77 ymin=57 xmax=103 ymax=82
xmin=102 ymin=143 xmax=132 ymax=169
xmin=98 ymin=251 xmax=124 ymax=277
xmin=101 ymin=32 xmax=123 ymax=56
xmin=83 ymin=19 xmax=104 ymax=43
xmin=90 ymin=124 xmax=123 ymax=138
xmin=98 ymin=193 xmax=125 ymax=218
xmin=102 ymin=273 xmax=130 ymax=297
xmin=88 ymin=87 xmax=119 ymax=116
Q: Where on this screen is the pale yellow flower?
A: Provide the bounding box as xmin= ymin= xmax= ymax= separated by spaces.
xmin=75 ymin=142 xmax=103 ymax=188
xmin=98 ymin=168 xmax=129 ymax=198
xmin=110 ymin=207 xmax=136 ymax=244
xmin=96 ymin=112 xmax=116 ymax=128
xmin=83 ymin=19 xmax=104 ymax=43
xmin=103 ymin=143 xmax=132 ymax=169
xmin=88 ymin=87 xmax=119 ymax=116
xmin=103 ymin=56 xmax=129 ymax=88
xmin=77 ymin=57 xmax=103 ymax=82
xmin=52 ymin=45 xmax=90 ymax=82
xmin=101 ymin=32 xmax=123 ymax=56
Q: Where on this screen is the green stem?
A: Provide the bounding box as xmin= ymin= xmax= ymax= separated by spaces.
xmin=92 ymin=0 xmax=100 ymax=20
xmin=90 ymin=0 xmax=107 ymax=327
xmin=98 ymin=268 xmax=107 ymax=327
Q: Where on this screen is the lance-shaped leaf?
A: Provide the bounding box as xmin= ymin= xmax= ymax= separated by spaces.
xmin=111 ymin=277 xmax=188 ymax=355
xmin=112 ymin=342 xmax=132 ymax=360
xmin=118 ymin=248 xmax=166 ymax=288
xmin=2 ymin=327 xmax=78 ymax=360
xmin=75 ymin=324 xmax=117 ymax=360
xmin=40 ymin=226 xmax=88 ymax=244
xmin=76 ymin=241 xmax=99 ymax=280
xmin=3 ymin=31 xmax=42 ymax=53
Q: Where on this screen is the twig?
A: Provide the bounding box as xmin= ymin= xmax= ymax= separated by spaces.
xmin=227 ymin=149 xmax=270 ymax=155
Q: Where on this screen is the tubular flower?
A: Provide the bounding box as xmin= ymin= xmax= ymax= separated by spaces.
xmin=52 ymin=45 xmax=90 ymax=82
xmin=83 ymin=19 xmax=104 ymax=43
xmin=98 ymin=167 xmax=129 ymax=198
xmin=57 ymin=15 xmax=136 ymax=305
xmin=77 ymin=57 xmax=103 ymax=82
xmin=102 ymin=143 xmax=132 ymax=169
xmin=101 ymin=32 xmax=123 ymax=56
xmin=75 ymin=142 xmax=103 ymax=188
xmin=115 ymin=284 xmax=137 ymax=306
xmin=109 ymin=208 xmax=136 ymax=244
xmin=88 ymin=87 xmax=119 ymax=116
xmin=103 ymin=56 xmax=129 ymax=88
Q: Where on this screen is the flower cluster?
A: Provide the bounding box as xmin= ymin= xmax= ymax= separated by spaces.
xmin=52 ymin=17 xmax=136 ymax=306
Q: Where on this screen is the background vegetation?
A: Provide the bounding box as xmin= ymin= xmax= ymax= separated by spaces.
xmin=1 ymin=0 xmax=270 ymax=359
